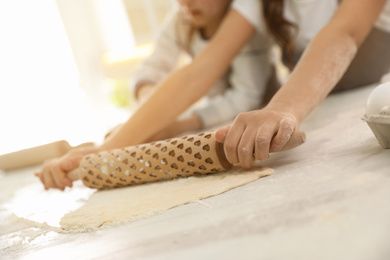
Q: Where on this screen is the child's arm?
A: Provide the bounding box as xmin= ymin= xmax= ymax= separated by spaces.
xmin=217 ymin=0 xmax=387 ymax=168
xmin=36 ymin=9 xmax=257 ymax=190
xmin=101 ymin=9 xmax=256 ymax=150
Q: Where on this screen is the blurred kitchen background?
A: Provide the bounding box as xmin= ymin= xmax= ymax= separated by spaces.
xmin=0 ymin=0 xmax=175 ymax=155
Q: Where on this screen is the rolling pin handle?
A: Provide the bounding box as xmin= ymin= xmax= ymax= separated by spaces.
xmin=273 ymin=130 xmax=306 ymax=152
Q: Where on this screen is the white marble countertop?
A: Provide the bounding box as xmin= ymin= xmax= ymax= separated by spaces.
xmin=1 ymin=84 xmax=389 ymax=260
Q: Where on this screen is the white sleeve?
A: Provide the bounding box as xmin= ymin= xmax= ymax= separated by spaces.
xmin=194 ymin=34 xmax=273 ymax=128
xmin=130 ymin=10 xmax=183 ymax=94
xmin=231 ymin=0 xmax=265 ymax=33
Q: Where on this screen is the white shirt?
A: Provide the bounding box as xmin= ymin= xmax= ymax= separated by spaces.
xmin=233 ymin=0 xmax=390 ymax=52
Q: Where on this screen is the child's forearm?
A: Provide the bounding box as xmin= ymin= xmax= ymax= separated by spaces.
xmin=101 ymin=66 xmax=207 ymax=150
xmin=101 ymin=57 xmax=226 ymax=150
xmin=135 ymin=83 xmax=155 ymax=101
xmin=99 ymin=10 xmax=255 ymax=151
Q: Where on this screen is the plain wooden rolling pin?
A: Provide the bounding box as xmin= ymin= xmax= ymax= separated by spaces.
xmin=68 ymin=131 xmax=306 ymax=189
xmin=0 ymin=141 xmax=94 ymax=171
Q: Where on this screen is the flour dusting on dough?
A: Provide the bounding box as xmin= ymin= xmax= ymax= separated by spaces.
xmin=60 ymin=166 xmax=274 ymax=233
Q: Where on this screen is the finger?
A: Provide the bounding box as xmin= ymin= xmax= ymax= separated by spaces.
xmin=60 ymin=159 xmax=77 ymax=188
xmin=223 ymin=116 xmax=247 ymax=164
xmin=60 ymin=162 xmax=74 ymax=188
xmin=270 ymin=117 xmax=296 ymax=152
xmin=60 ymin=155 xmax=86 ymax=188
xmin=59 ymin=159 xmax=74 ymax=172
xmin=35 ymin=171 xmax=46 ymax=189
xmin=50 ymin=164 xmax=69 ymax=190
xmin=60 ymin=152 xmax=84 ymax=172
xmin=215 ymin=125 xmax=230 ymax=143
xmin=35 ymin=165 xmax=47 ymax=187
xmin=41 ymin=168 xmax=56 ymax=190
xmin=254 ymin=123 xmax=278 ymax=161
xmin=237 ymin=127 xmax=257 ymax=169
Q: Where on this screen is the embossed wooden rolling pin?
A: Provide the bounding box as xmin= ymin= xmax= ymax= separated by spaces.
xmin=68 ymin=131 xmax=305 ymax=189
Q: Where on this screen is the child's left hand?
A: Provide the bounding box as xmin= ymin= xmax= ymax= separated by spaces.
xmin=34 ymin=146 xmax=98 ymax=190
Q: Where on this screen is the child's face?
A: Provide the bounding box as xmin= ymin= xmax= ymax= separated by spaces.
xmin=178 ymin=0 xmax=232 ymax=28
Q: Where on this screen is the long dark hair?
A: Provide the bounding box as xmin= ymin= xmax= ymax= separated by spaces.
xmin=262 ymin=0 xmax=297 ymax=68
xmin=177 ymin=1 xmax=297 ymax=63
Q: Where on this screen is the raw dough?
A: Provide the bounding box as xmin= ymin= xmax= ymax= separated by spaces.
xmin=60 ymin=166 xmax=274 ymax=232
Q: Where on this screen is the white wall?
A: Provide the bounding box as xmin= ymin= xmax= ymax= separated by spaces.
xmin=0 ymin=0 xmax=105 ymax=155
xmin=123 ymin=0 xmax=175 ymax=43
xmin=0 ymin=0 xmax=175 ymax=155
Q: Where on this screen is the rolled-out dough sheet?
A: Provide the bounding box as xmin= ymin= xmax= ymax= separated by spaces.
xmin=60 ymin=166 xmax=274 ymax=232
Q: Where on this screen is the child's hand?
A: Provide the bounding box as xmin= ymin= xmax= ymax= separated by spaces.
xmin=215 ymin=109 xmax=298 ymax=169
xmin=34 ymin=147 xmax=97 ymax=190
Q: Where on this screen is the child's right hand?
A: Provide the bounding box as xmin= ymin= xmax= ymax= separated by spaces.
xmin=34 ymin=146 xmax=98 ymax=190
